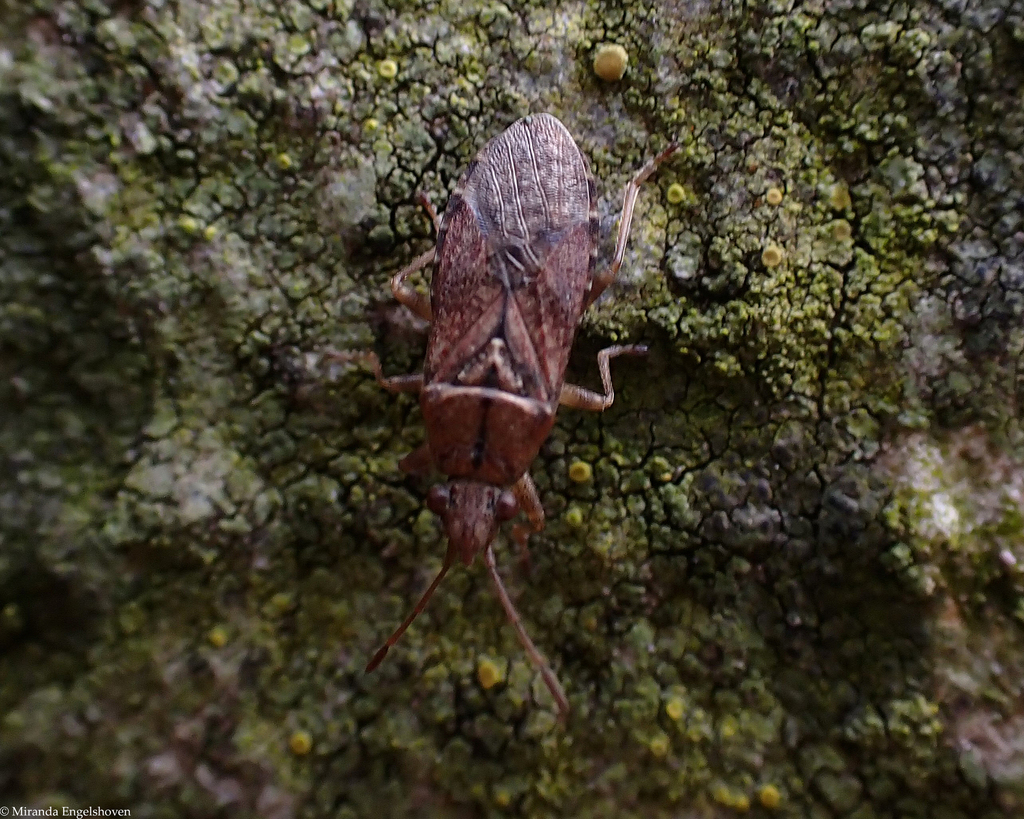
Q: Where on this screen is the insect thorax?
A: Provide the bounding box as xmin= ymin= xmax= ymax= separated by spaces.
xmin=456 ymin=337 xmax=528 ymax=394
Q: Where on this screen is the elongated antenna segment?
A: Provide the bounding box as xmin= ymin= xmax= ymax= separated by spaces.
xmin=483 ymin=544 xmax=569 ymax=718
xmin=366 ymin=543 xmax=456 ymax=672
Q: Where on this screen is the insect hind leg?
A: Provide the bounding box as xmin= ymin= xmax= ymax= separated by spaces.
xmin=391 ymin=249 xmax=434 ymax=322
xmin=416 ymin=191 xmax=441 ymax=233
xmin=584 ymin=143 xmax=679 ymax=311
xmin=389 ymin=193 xmax=442 ymax=322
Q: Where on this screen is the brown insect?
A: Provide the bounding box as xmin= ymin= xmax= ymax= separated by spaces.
xmin=346 ymin=113 xmax=676 ymax=716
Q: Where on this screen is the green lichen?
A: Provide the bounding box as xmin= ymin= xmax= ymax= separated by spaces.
xmin=2 ymin=0 xmax=1023 ymax=817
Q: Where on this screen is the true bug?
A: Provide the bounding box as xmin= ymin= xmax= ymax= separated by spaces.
xmin=345 ymin=113 xmax=676 ymax=716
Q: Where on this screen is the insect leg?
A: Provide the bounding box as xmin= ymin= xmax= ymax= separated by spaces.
xmin=483 ymin=544 xmax=569 ymax=718
xmin=416 ymin=192 xmax=441 ymax=234
xmin=324 ymin=350 xmax=423 ymax=393
xmin=583 ymin=143 xmax=680 ymax=311
xmin=366 ymin=539 xmax=457 ymax=672
xmin=398 ymin=443 xmax=433 ymax=476
xmin=559 ymin=344 xmax=648 ymax=411
xmin=391 ymin=248 xmax=435 ymax=322
xmin=507 ymin=473 xmax=545 ymax=575
xmin=510 ymin=473 xmax=545 ymax=572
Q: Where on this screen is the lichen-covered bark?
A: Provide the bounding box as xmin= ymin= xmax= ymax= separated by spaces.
xmin=1 ymin=0 xmax=1022 ymax=816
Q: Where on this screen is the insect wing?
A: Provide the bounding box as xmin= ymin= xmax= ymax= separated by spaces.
xmin=500 ymin=221 xmax=591 ymax=398
xmin=425 ymin=189 xmax=506 ymax=384
xmin=425 ymin=114 xmax=596 ymax=403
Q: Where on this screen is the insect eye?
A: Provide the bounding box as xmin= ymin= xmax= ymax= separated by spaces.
xmin=495 ymin=491 xmax=518 ymax=522
xmin=426 ymin=485 xmax=450 ymax=515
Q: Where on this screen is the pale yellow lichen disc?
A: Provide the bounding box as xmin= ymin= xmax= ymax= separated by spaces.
xmin=648 ymin=732 xmax=670 ymax=757
xmin=666 ymin=183 xmax=686 ymax=204
xmin=477 ymin=657 xmax=504 ymax=689
xmin=377 ymin=58 xmax=398 ymax=79
xmin=761 ymin=243 xmax=784 ymax=268
xmin=289 ymin=730 xmax=313 ymax=756
xmin=758 ymin=784 xmax=782 ymax=809
xmin=568 ymin=460 xmax=593 ymax=483
xmin=593 ymin=43 xmax=629 ymax=82
xmin=766 ymin=186 xmax=784 ymax=206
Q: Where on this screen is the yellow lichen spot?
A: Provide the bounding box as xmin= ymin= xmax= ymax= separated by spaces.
xmin=766 ymin=186 xmax=784 ymax=206
xmin=289 ymin=730 xmax=313 ymax=756
xmin=207 ymin=625 xmax=228 ymax=647
xmin=648 ymin=732 xmax=670 ymax=757
xmin=477 ymin=656 xmax=505 ymax=689
xmin=719 ymin=714 xmax=739 ymax=739
xmin=377 ymin=58 xmax=398 ymax=79
xmin=363 ymin=117 xmax=380 ymax=132
xmin=832 ymin=219 xmax=852 ymax=241
xmin=564 ymin=506 xmax=584 ymax=528
xmin=276 ymin=152 xmax=293 ymax=170
xmin=568 ymin=460 xmax=593 ymax=483
xmin=178 ymin=215 xmax=199 ymax=234
xmin=593 ymin=43 xmax=629 ymax=81
xmin=665 ymin=696 xmax=685 ymax=721
xmin=666 ymin=182 xmax=686 ymax=204
xmin=713 ymin=784 xmax=750 ymax=811
xmin=493 ymin=787 xmax=512 ymax=808
xmin=203 ymin=224 xmax=217 ymax=241
xmin=268 ymin=592 xmax=294 ymax=615
xmin=829 ymin=182 xmax=852 ymax=211
xmin=758 ymin=784 xmax=782 ymax=810
xmin=761 ymin=243 xmax=784 ymax=268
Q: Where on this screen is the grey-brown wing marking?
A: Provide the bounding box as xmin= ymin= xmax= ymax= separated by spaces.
xmin=426 ymin=114 xmax=595 ymax=399
xmin=471 ymin=116 xmax=590 ymax=266
xmin=506 ymin=223 xmax=592 ymax=395
xmin=425 ymin=192 xmax=504 ymax=382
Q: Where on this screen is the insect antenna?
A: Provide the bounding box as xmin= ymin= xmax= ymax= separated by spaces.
xmin=366 ymin=541 xmax=456 ymax=672
xmin=483 ymin=544 xmax=569 ymax=718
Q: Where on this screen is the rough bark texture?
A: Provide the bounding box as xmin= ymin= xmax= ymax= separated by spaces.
xmin=2 ymin=0 xmax=1023 ymax=817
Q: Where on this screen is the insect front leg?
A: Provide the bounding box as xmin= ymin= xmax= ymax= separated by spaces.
xmin=510 ymin=473 xmax=545 ymax=574
xmin=583 ymin=143 xmax=680 ymax=311
xmin=559 ymin=344 xmax=647 ymax=411
xmin=398 ymin=442 xmax=433 ymax=476
xmin=324 ymin=350 xmax=424 ymax=394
